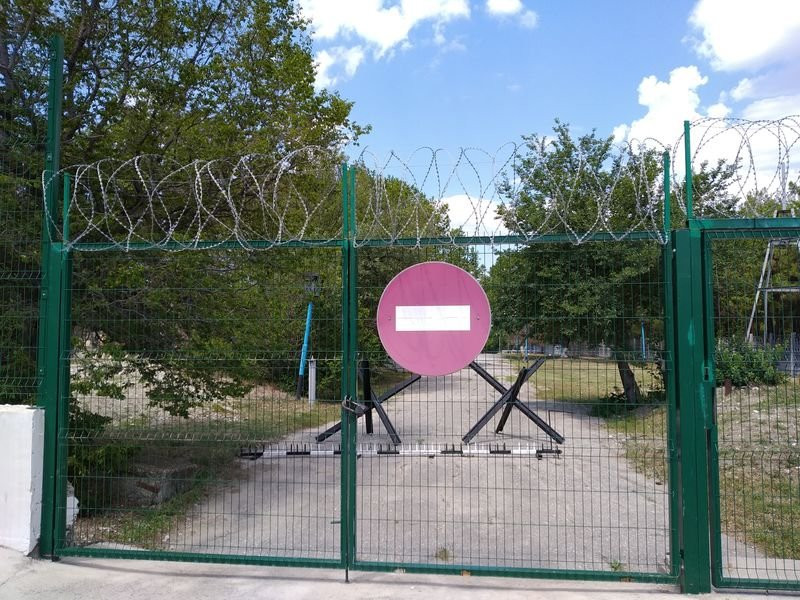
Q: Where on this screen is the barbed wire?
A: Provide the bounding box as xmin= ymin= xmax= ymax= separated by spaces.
xmin=352 ymin=139 xmax=671 ymax=247
xmin=42 ymin=118 xmax=800 ymax=251
xmin=43 ymin=147 xmax=343 ymax=251
xmin=671 ymin=116 xmax=800 ymax=218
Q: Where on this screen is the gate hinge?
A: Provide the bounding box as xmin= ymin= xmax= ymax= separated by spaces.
xmin=342 ymin=395 xmax=366 ymax=415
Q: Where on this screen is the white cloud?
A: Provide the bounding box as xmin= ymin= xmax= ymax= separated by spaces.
xmin=486 ymin=0 xmax=521 ymax=15
xmin=301 ymin=0 xmax=469 ymax=57
xmin=485 ymin=0 xmax=538 ymax=28
xmin=731 ymin=78 xmax=755 ymax=102
xmin=444 ymin=194 xmax=509 ymax=237
xmin=301 ymin=0 xmax=469 ymax=88
xmin=615 ymin=66 xmax=799 ymax=212
xmin=689 ymin=0 xmax=800 ymax=72
xmin=729 ymin=64 xmax=800 ymax=107
xmin=742 ymin=95 xmax=800 ymax=120
xmin=611 ymin=2 xmax=800 ymax=214
xmin=706 ymin=102 xmax=731 ymax=118
xmin=519 ymin=10 xmax=538 ymax=28
xmin=315 ymin=46 xmax=365 ymax=90
xmin=688 ymin=0 xmax=800 ymax=118
xmin=613 ymin=66 xmax=715 ymax=145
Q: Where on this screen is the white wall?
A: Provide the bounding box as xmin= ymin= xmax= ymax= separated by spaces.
xmin=0 ymin=405 xmax=44 ymax=554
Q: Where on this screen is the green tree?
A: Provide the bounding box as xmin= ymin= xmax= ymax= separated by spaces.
xmin=0 ymin=0 xmax=365 ymax=410
xmin=491 ymin=122 xmax=664 ymax=404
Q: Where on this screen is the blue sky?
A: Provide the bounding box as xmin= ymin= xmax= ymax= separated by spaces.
xmin=298 ymin=1 xmax=800 ymax=234
xmin=300 ymin=0 xmax=800 ymax=155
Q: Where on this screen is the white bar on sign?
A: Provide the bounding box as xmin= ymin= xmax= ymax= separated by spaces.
xmin=395 ymin=305 xmax=471 ymax=332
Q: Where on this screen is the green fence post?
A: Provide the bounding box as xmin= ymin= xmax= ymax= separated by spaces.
xmin=663 ymin=152 xmax=671 ymax=234
xmin=339 ymin=163 xmax=359 ymax=579
xmin=702 ymin=234 xmax=723 ymax=587
xmin=340 ymin=163 xmax=351 ymax=574
xmin=345 ymin=166 xmax=358 ymax=573
xmin=672 ymin=228 xmax=712 ymax=593
xmin=36 ymin=34 xmax=64 ymax=558
xmin=53 ymin=173 xmax=73 ymax=552
xmin=684 ymin=120 xmax=693 ymax=224
xmin=662 ymin=153 xmax=681 ymax=577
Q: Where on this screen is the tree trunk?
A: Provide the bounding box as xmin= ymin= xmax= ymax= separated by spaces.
xmin=616 ymin=358 xmax=642 ymax=405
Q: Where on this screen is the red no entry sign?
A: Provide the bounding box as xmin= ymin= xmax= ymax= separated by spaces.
xmin=376 ymin=262 xmax=492 ymax=376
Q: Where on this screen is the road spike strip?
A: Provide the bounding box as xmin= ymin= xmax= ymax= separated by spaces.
xmin=244 ymin=441 xmax=540 ymax=458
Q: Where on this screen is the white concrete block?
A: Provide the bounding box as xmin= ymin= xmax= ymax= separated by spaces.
xmin=0 ymin=405 xmax=44 ymax=554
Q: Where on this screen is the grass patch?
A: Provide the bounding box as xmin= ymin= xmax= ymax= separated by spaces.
xmin=104 ymin=394 xmax=342 ymax=443
xmin=510 ymin=356 xmax=661 ymax=406
xmin=70 ymin=392 xmax=342 ymax=548
xmin=609 ymin=559 xmax=624 ymax=572
xmin=434 ymin=547 xmax=453 ymax=562
xmin=720 ymin=464 xmax=800 ymax=559
xmin=113 ymin=475 xmax=209 ymax=549
xmin=606 ymin=406 xmax=668 ymax=484
xmin=607 ymin=379 xmax=800 ymax=560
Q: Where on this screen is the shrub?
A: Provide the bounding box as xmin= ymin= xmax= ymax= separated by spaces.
xmin=715 ymin=339 xmax=786 ymax=387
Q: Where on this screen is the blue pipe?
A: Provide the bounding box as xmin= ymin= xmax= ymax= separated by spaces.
xmin=299 ymin=302 xmax=313 ymax=376
xmin=641 ymin=320 xmax=646 ymax=359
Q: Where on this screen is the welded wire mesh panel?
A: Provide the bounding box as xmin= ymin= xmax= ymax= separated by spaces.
xmin=0 ymin=77 xmax=46 ymax=406
xmin=58 ymin=248 xmax=344 ymax=561
xmin=350 ymin=242 xmax=672 ymax=575
xmin=710 ymin=233 xmax=800 ymax=585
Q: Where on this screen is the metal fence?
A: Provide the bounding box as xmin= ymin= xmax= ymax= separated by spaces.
xmin=707 ymin=229 xmax=800 ymax=590
xmin=7 ymin=36 xmax=800 ymax=595
xmin=350 ymin=242 xmax=673 ymax=577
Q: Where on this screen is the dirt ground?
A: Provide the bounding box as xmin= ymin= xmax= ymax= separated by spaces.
xmin=171 ymin=354 xmax=671 ymax=574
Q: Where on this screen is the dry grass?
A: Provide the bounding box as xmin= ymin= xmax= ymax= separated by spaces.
xmin=606 ymin=406 xmax=669 ymax=485
xmin=607 ymin=379 xmax=800 ymax=560
xmin=69 ymin=385 xmax=341 ymax=549
xmin=509 ymin=356 xmax=662 ymax=405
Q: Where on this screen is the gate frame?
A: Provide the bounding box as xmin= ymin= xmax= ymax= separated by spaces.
xmin=43 ymin=32 xmax=800 ymax=593
xmin=344 ymin=164 xmax=680 ymax=584
xmin=698 ymin=219 xmax=800 ymax=592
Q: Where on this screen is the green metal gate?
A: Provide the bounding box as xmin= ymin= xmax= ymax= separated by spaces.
xmin=702 ymin=222 xmax=800 ymax=592
xmin=37 ymin=154 xmax=679 ymax=585
xmin=27 ymin=34 xmax=800 ymax=595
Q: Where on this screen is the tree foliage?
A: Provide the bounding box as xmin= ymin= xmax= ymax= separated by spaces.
xmin=1 ymin=0 xmax=366 ymax=411
xmin=490 ymin=122 xmax=666 ymax=404
xmin=1 ymin=1 xmax=464 ymax=415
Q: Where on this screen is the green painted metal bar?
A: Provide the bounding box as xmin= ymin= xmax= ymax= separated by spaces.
xmin=705 ymin=251 xmax=724 ymax=588
xmin=684 ymin=120 xmax=693 ymax=223
xmin=39 ymin=245 xmax=65 ymax=557
xmin=62 ymin=173 xmax=70 ymax=242
xmin=41 ymin=36 xmax=63 ymax=245
xmin=52 ymin=164 xmax=74 ymax=553
xmin=355 ymin=231 xmax=663 ymax=247
xmin=672 ymin=229 xmax=711 ymax=593
xmin=69 ymin=238 xmax=344 ymax=252
xmin=692 ymin=217 xmax=800 ymax=231
xmin=56 ymin=546 xmax=342 ymax=569
xmin=345 ymin=166 xmax=359 ymax=574
xmin=663 ymin=151 xmax=671 ymax=234
xmin=36 ymin=34 xmax=64 ymax=558
xmin=661 ymin=152 xmax=681 ymax=578
xmin=352 ymin=561 xmax=678 ymax=583
xmin=700 ymin=236 xmax=715 ymax=430
xmin=339 ymin=164 xmax=351 ymax=571
xmin=714 ymin=577 xmax=800 ymax=591
xmin=662 ymin=245 xmax=680 ymax=577
xmin=53 ymin=248 xmax=72 ymax=553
